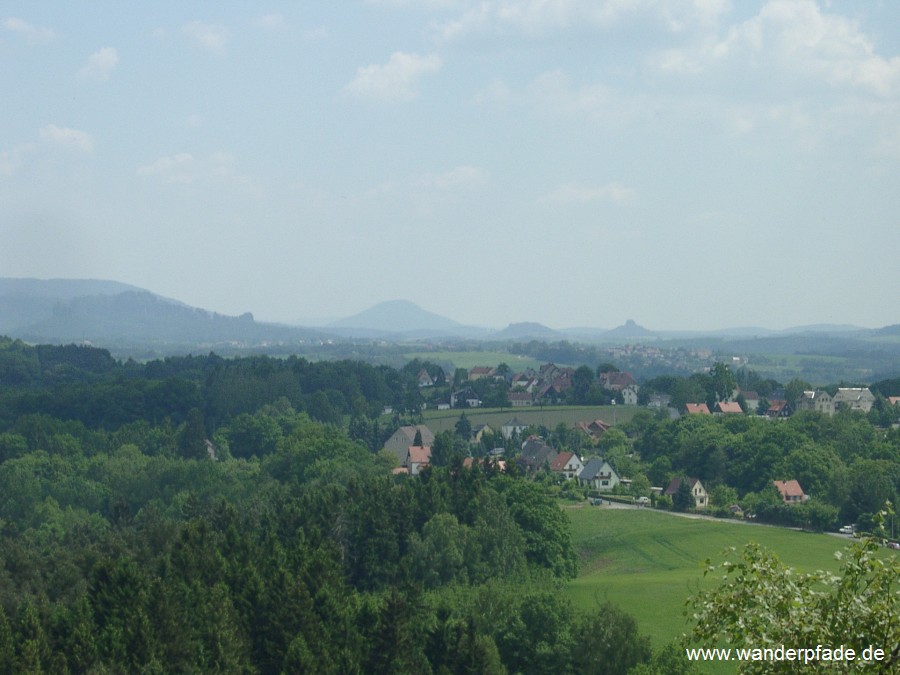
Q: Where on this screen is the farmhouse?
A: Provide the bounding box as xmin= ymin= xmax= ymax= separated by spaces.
xmin=796 ymin=390 xmax=833 ymax=415
xmin=832 ymin=387 xmax=875 ymax=413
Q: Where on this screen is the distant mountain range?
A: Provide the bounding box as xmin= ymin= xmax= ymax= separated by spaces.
xmin=0 ymin=278 xmax=326 ymax=351
xmin=0 ymin=278 xmax=890 ymax=355
xmin=328 ymin=300 xmax=489 ymax=339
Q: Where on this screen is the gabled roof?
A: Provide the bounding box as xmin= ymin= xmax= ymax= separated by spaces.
xmin=407 ymin=446 xmax=432 ymax=464
xmin=588 ymin=419 xmax=610 ymax=432
xmin=715 ymin=401 xmax=743 ymax=414
xmin=773 ymin=479 xmax=805 ymax=499
xmin=398 ymin=425 xmax=435 ymax=445
xmin=664 ymin=476 xmax=703 ymax=496
xmin=579 ymin=457 xmax=617 ymax=482
xmin=519 ymin=439 xmax=557 ymax=468
xmin=889 ymin=396 xmax=900 ymax=406
xmin=685 ymin=403 xmax=711 ymax=415
xmin=550 ymin=451 xmax=577 ymax=472
xmin=766 ymin=400 xmax=791 ymax=415
xmin=602 ymin=371 xmax=636 ymax=390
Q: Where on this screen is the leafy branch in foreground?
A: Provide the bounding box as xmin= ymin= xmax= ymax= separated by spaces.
xmin=687 ymin=505 xmax=899 ymax=673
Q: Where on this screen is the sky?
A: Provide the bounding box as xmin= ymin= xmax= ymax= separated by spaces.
xmin=1 ymin=1 xmax=899 ymax=331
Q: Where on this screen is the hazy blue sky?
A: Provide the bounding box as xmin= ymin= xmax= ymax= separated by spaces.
xmin=2 ymin=1 xmax=899 ymax=330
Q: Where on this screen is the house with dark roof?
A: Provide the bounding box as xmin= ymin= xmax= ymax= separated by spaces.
xmin=578 ymin=458 xmax=620 ymax=492
xmin=576 ymin=419 xmax=611 ymax=442
xmin=550 ymin=451 xmax=584 ymax=480
xmin=471 ymin=423 xmax=493 ymax=442
xmin=766 ymin=400 xmax=793 ymax=418
xmin=518 ymin=438 xmax=557 ymax=472
xmin=663 ymin=477 xmax=708 ymax=508
xmin=773 ymin=479 xmax=808 ymax=504
xmin=450 ymin=387 xmax=482 ymax=408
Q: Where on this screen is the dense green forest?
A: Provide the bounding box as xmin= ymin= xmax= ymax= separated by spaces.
xmin=0 ymin=338 xmax=657 ymax=673
xmin=1 ymin=336 xmax=898 ymax=672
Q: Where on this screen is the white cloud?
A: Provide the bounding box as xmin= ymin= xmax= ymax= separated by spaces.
xmin=367 ymin=0 xmax=466 ymax=8
xmin=542 ymin=181 xmax=637 ymax=204
xmin=416 ymin=165 xmax=490 ymax=189
xmin=4 ymin=17 xmax=55 ymax=44
xmin=182 ymin=21 xmax=229 ymax=54
xmin=365 ymin=165 xmax=489 ymax=198
xmin=137 ymin=152 xmax=260 ymax=195
xmin=137 ymin=152 xmax=196 ymax=184
xmin=76 ymin=47 xmax=119 ymax=82
xmin=432 ymin=0 xmax=730 ymax=41
xmin=255 ymin=13 xmax=287 ymax=30
xmin=39 ymin=125 xmax=93 ymax=152
xmin=345 ymin=51 xmax=442 ymax=101
xmin=656 ymin=0 xmax=900 ymax=97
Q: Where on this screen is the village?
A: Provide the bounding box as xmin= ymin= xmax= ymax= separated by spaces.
xmin=380 ymin=361 xmax=893 ymax=529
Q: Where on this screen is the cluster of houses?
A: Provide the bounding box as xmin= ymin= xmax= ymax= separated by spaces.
xmin=382 ymin=421 xmax=625 ymax=491
xmin=683 ymin=387 xmax=879 ymax=418
xmin=382 ymin=423 xmax=813 ymax=516
xmin=418 ymin=363 xmax=641 ymax=410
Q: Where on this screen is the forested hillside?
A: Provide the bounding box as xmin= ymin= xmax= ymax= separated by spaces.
xmin=0 ymin=338 xmax=653 ymax=674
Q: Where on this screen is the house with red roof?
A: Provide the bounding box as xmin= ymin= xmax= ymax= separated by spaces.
xmin=684 ymin=403 xmax=711 ymax=415
xmin=714 ymin=401 xmax=743 ymax=415
xmin=766 ymin=400 xmax=793 ymax=418
xmin=773 ymin=479 xmax=808 ymax=504
xmin=405 ymin=446 xmax=432 ymax=476
xmin=550 ymin=451 xmax=584 ymax=480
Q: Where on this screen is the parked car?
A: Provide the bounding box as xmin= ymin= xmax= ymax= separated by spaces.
xmin=838 ymin=525 xmax=855 ymax=535
xmin=636 ymin=496 xmax=650 ymax=506
xmin=888 ymin=541 xmax=900 ymax=550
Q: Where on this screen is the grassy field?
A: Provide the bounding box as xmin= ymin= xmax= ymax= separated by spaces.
xmin=564 ymin=506 xmax=853 ymax=673
xmin=417 ymin=405 xmax=639 ymax=434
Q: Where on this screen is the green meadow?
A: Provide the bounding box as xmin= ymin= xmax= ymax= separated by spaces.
xmin=420 ymin=404 xmax=639 ymax=434
xmin=564 ymin=506 xmax=852 ymax=673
